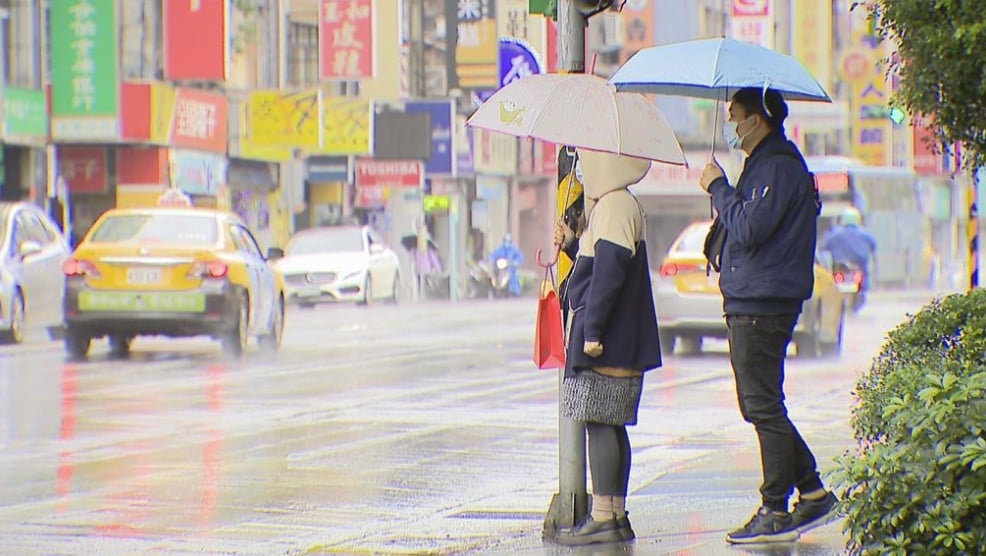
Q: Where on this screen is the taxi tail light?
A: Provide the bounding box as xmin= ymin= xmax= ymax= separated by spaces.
xmin=188 ymin=260 xmax=228 ymax=279
xmin=834 ymin=271 xmax=846 ymax=283
xmin=63 ymin=259 xmax=101 ymax=278
xmin=659 ymin=262 xmax=678 ymax=277
xmin=852 ymin=271 xmax=864 ymax=285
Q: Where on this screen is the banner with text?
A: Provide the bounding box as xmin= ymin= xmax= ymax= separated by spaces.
xmin=50 ymin=0 xmax=120 ymax=141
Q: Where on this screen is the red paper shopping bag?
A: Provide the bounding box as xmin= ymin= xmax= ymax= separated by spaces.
xmin=534 ymin=282 xmax=566 ymax=369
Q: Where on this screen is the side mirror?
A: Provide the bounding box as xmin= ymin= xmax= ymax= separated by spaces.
xmin=266 ymin=247 xmax=284 ymax=260
xmin=369 ymin=244 xmax=384 ymax=255
xmin=18 ymin=240 xmax=42 ymax=260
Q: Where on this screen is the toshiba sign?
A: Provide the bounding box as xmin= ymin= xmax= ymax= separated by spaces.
xmin=355 ymin=159 xmax=424 ymax=188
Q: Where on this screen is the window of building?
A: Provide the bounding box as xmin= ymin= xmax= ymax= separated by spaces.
xmin=287 ymin=21 xmax=319 ymax=88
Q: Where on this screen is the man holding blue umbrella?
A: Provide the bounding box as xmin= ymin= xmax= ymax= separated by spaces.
xmin=698 ymin=88 xmax=838 ymax=544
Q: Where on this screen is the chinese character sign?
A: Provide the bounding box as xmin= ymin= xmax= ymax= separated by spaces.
xmin=319 ymin=0 xmax=375 ymax=80
xmin=50 ymin=0 xmax=120 ymax=141
xmin=169 ymin=88 xmax=228 ymax=153
xmin=731 ymin=0 xmax=774 ymax=48
xmin=58 ymin=146 xmax=108 ymax=194
xmin=456 ymin=0 xmax=498 ymax=89
xmin=848 ymin=8 xmax=891 ymax=167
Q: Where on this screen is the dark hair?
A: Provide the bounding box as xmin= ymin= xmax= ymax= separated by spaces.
xmin=731 ymin=87 xmax=788 ymax=131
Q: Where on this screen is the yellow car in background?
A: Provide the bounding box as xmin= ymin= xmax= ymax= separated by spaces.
xmin=61 ymin=194 xmax=286 ymax=360
xmin=653 ymin=220 xmax=845 ymax=358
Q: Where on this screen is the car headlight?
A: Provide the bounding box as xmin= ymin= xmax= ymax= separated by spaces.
xmin=342 ymin=270 xmax=364 ymax=281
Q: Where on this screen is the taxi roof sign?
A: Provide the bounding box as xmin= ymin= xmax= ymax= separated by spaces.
xmin=157 ymin=189 xmax=193 ymax=208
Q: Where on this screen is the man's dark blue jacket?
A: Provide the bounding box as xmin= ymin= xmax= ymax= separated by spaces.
xmin=707 ymin=131 xmax=819 ymax=316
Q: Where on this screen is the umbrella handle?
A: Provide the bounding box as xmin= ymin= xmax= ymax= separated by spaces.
xmin=536 ymin=245 xmax=561 ymax=269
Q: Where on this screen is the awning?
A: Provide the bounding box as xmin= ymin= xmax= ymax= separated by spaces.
xmin=228 ymin=159 xmax=276 ymax=190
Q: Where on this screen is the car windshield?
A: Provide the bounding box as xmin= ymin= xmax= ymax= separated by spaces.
xmin=286 ymin=228 xmax=365 ymax=255
xmin=674 ymin=226 xmax=710 ymax=254
xmin=88 ymin=213 xmax=218 ymax=245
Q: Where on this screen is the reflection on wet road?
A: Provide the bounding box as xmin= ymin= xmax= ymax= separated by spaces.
xmin=0 ymin=293 xmax=937 ymax=555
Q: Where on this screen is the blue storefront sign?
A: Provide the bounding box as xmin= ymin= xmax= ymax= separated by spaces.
xmin=405 ymin=100 xmax=455 ymax=176
xmin=474 ymin=37 xmax=545 ymax=105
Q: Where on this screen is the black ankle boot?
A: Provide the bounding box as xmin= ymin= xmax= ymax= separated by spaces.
xmin=553 ymin=515 xmax=625 ymax=546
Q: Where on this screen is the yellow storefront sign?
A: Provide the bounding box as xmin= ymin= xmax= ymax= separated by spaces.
xmin=248 ymin=89 xmax=322 ymax=149
xmin=321 ymin=97 xmax=372 ymax=155
xmin=150 ymin=83 xmax=177 ymax=144
xmin=848 ymin=15 xmax=891 ymax=167
xmin=791 ymin=0 xmax=832 ymax=93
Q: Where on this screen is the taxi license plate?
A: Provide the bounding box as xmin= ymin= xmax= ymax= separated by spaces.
xmin=297 ymin=287 xmax=321 ymax=298
xmin=127 ymin=267 xmax=162 ymax=285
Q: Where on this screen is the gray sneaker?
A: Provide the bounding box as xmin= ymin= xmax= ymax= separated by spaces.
xmin=791 ymin=491 xmax=839 ymax=533
xmin=725 ymin=506 xmax=800 ymax=544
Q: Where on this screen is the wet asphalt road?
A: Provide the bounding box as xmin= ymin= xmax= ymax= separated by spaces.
xmin=0 ymin=291 xmax=943 ymax=555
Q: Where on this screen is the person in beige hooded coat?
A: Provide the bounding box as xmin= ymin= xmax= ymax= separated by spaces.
xmin=554 ymin=148 xmax=663 ymax=546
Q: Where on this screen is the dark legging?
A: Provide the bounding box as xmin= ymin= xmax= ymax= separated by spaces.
xmin=586 ymin=422 xmax=632 ymax=496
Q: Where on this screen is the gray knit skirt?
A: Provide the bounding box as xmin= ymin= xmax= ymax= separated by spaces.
xmin=561 ymin=370 xmax=644 ymax=426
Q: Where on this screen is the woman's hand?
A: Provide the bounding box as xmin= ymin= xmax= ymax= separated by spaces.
xmin=554 ymin=219 xmax=575 ymax=247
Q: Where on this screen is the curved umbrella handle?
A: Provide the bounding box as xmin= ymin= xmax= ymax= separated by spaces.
xmin=536 ymin=245 xmax=561 ymax=269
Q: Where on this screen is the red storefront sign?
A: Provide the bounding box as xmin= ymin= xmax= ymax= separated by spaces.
xmin=169 ymin=88 xmax=228 ymax=153
xmin=120 ymin=83 xmax=152 ymax=141
xmin=355 ymin=159 xmax=423 ymax=188
xmin=913 ymin=115 xmax=945 ymax=175
xmin=117 ymin=146 xmax=169 ymax=185
xmin=319 ymin=0 xmax=375 ymax=80
xmin=355 ymin=185 xmax=389 ymax=208
xmin=164 ymin=0 xmax=227 ymax=81
xmin=58 ymin=147 xmax=108 ymax=194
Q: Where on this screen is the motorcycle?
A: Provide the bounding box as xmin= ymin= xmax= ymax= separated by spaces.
xmin=466 ymin=260 xmax=494 ymax=299
xmin=833 ymin=261 xmax=866 ymax=314
xmin=492 ymin=257 xmax=514 ymax=298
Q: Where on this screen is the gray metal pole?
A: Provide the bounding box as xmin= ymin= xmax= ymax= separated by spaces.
xmin=542 ymin=0 xmax=589 ymax=539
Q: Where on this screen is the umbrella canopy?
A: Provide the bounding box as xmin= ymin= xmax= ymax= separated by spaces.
xmin=466 ymin=73 xmax=686 ymax=166
xmin=609 ymin=37 xmax=832 ymax=102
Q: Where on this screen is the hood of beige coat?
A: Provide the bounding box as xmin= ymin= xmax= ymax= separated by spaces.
xmin=576 ymin=148 xmax=651 ymax=216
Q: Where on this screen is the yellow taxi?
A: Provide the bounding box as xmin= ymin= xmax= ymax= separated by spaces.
xmin=653 ymin=220 xmax=845 ymax=358
xmin=61 ymin=190 xmax=286 ymax=360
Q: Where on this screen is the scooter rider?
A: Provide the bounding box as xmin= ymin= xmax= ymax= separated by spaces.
xmin=822 ymin=207 xmax=877 ymax=295
xmin=488 ymin=234 xmax=524 ymax=296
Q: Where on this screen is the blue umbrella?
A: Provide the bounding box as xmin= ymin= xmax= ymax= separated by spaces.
xmin=609 ymin=37 xmax=832 ymax=102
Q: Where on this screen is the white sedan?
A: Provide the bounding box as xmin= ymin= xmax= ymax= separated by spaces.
xmin=0 ymin=202 xmax=72 ymax=343
xmin=271 ymin=226 xmax=401 ymax=306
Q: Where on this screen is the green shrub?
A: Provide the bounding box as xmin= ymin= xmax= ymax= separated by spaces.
xmin=834 ymin=290 xmax=986 ymax=555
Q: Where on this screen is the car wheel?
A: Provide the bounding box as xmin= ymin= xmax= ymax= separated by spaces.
xmin=65 ymin=327 xmax=91 ymax=360
xmin=108 ymin=335 xmax=133 ymax=359
xmin=259 ymin=297 xmax=284 ymax=353
xmin=821 ymin=308 xmax=845 ymax=357
xmin=679 ymin=335 xmax=703 ymax=356
xmin=659 ymin=331 xmax=676 ymax=357
xmin=797 ymin=307 xmax=824 ymax=359
xmin=222 ymin=296 xmax=249 ymax=358
xmin=387 ymin=273 xmax=400 ymax=304
xmin=0 ymin=291 xmax=25 ymax=345
xmin=357 ymin=277 xmax=371 ymax=306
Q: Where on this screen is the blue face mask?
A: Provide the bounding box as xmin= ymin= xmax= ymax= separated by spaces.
xmin=723 ymin=116 xmax=755 ymax=150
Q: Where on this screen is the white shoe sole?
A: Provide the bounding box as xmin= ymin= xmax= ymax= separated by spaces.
xmin=726 ymin=530 xmax=801 ymax=544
